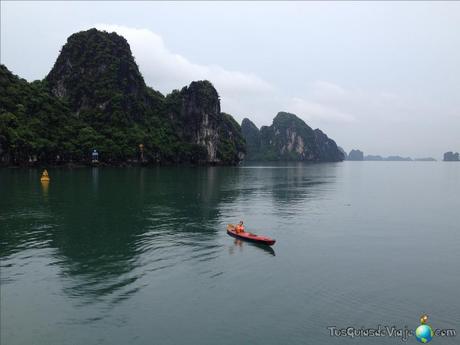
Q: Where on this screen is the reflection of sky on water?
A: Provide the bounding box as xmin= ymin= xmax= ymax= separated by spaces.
xmin=0 ymin=164 xmax=337 ymax=336
xmin=1 ymin=168 xmax=250 ymax=304
xmin=1 ymin=163 xmax=459 ymax=345
xmin=1 ymin=166 xmax=334 ymax=297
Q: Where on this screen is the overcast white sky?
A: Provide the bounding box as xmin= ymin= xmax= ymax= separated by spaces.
xmin=1 ymin=1 xmax=459 ymax=158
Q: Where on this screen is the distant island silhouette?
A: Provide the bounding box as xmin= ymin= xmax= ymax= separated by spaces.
xmin=345 ymin=149 xmax=438 ymax=162
xmin=443 ymin=152 xmax=460 ymax=161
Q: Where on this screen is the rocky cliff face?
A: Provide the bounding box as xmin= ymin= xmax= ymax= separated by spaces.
xmin=218 ymin=113 xmax=246 ymax=164
xmin=443 ymin=151 xmax=459 ymax=161
xmin=338 ymin=146 xmax=347 ymax=160
xmin=179 ymin=81 xmax=221 ymax=162
xmin=1 ymin=29 xmax=245 ymax=165
xmin=348 ymin=149 xmax=364 ymax=161
xmin=242 ymin=112 xmax=344 ymax=162
xmin=45 ymin=28 xmax=159 ymax=124
xmin=167 ymin=81 xmax=245 ymax=163
xmin=241 ymin=118 xmax=261 ymax=160
xmin=314 ymin=129 xmax=345 ymax=162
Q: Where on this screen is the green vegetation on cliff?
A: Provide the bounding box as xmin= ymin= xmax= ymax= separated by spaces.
xmin=0 ymin=65 xmax=75 ymax=162
xmin=218 ymin=113 xmax=246 ymax=164
xmin=0 ymin=29 xmax=245 ymax=166
xmin=241 ymin=112 xmax=344 ymax=162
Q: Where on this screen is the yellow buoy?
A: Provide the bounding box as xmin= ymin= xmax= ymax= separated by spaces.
xmin=40 ymin=169 xmax=50 ymax=182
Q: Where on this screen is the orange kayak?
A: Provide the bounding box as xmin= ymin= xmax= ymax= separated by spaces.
xmin=227 ymin=224 xmax=276 ymax=246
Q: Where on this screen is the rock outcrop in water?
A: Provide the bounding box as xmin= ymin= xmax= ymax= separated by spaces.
xmin=241 ymin=112 xmax=344 ymax=162
xmin=414 ymin=157 xmax=436 ymax=161
xmin=364 ymin=154 xmax=383 ymax=161
xmin=355 ymin=153 xmax=435 ymax=162
xmin=0 ymin=28 xmax=245 ymax=165
xmin=364 ymin=154 xmax=412 ymax=161
xmin=385 ymin=155 xmax=412 ymax=161
xmin=348 ymin=149 xmax=364 ymax=161
xmin=443 ymin=151 xmax=459 ymax=161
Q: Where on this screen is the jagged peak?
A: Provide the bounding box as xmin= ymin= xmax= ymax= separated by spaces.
xmin=66 ymin=28 xmax=129 ymax=45
xmin=180 ymin=80 xmax=221 ymax=115
xmin=272 ymin=111 xmax=313 ymax=131
xmin=0 ymin=29 xmax=246 ymax=166
xmin=273 ymin=111 xmax=298 ymax=120
xmin=43 ymin=27 xmax=151 ymax=122
xmin=241 ymin=118 xmax=259 ymax=131
xmin=46 ymin=28 xmax=145 ymax=90
xmin=273 ymin=111 xmax=303 ymax=124
xmin=0 ymin=64 xmax=28 ymax=85
xmin=314 ymin=128 xmax=325 ymax=136
xmin=182 ymin=80 xmax=219 ymax=98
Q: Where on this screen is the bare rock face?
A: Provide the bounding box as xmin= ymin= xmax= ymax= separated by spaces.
xmin=180 ymin=81 xmax=221 ymax=162
xmin=242 ymin=112 xmax=344 ymax=162
xmin=174 ymin=81 xmax=245 ymax=164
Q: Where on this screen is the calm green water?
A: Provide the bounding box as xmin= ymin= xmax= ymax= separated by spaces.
xmin=1 ymin=162 xmax=459 ymax=345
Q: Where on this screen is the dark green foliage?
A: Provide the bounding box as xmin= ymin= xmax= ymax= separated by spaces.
xmin=45 ymin=28 xmax=154 ymax=124
xmin=313 ymin=128 xmax=345 ymax=162
xmin=164 ymin=81 xmax=220 ymax=140
xmin=181 ymin=80 xmax=220 ymax=113
xmin=241 ymin=118 xmax=261 ymax=160
xmin=0 ymin=65 xmax=77 ymax=163
xmin=0 ymin=29 xmax=245 ymax=166
xmin=217 ymin=113 xmax=246 ymax=164
xmin=162 ymin=80 xmax=244 ymax=164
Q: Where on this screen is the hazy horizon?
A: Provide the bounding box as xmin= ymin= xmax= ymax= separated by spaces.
xmin=2 ymin=1 xmax=459 ymax=158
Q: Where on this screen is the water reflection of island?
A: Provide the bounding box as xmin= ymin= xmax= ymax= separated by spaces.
xmin=2 ymin=167 xmax=247 ymax=306
xmin=234 ymin=163 xmax=339 ymax=218
xmin=46 ymin=167 xmax=246 ymax=303
xmin=270 ymin=163 xmax=338 ymax=207
xmin=2 ymin=164 xmax=334 ymax=307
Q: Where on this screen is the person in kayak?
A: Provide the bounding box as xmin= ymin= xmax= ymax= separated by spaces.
xmin=235 ymin=221 xmax=245 ymax=234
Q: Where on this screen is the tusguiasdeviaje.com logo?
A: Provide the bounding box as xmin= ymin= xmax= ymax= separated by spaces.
xmin=327 ymin=314 xmax=456 ymax=342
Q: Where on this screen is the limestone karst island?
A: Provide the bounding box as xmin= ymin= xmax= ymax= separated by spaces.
xmin=0 ymin=28 xmax=343 ymax=166
xmin=1 ymin=3 xmax=459 ymax=345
